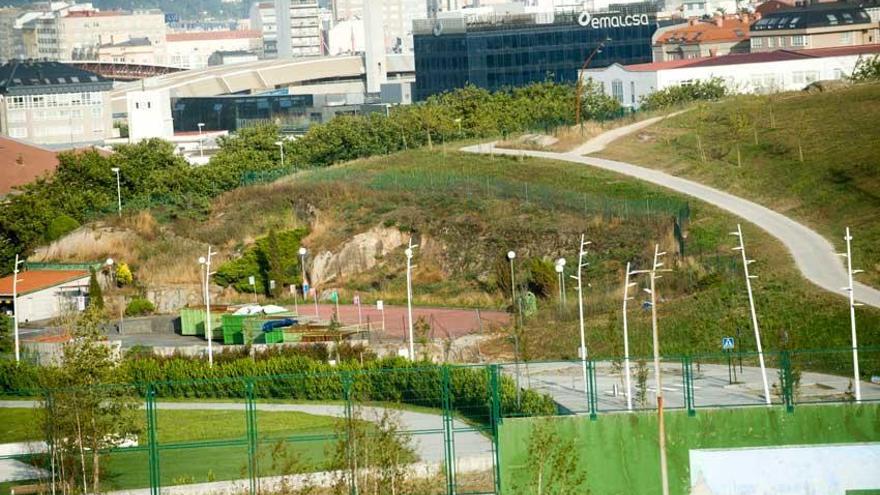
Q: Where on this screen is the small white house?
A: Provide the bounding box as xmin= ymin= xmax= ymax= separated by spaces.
xmin=0 ymin=270 xmax=91 ymax=323
xmin=582 ymin=44 xmax=880 ymax=110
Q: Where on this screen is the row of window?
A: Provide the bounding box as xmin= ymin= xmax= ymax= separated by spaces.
xmin=7 ymin=124 xmax=104 ymax=139
xmin=6 ymin=92 xmax=103 ymax=110
xmin=752 ymin=35 xmax=809 ymax=48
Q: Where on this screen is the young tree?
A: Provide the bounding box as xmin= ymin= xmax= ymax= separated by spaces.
xmin=115 ymin=262 xmax=133 ymax=287
xmin=41 ymin=307 xmax=141 ymax=494
xmin=88 ymin=267 xmax=104 ymax=310
xmin=265 ymin=229 xmax=284 ymax=298
xmin=517 ymin=418 xmax=588 ymax=495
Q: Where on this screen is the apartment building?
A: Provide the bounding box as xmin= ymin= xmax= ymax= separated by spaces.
xmin=331 ymin=0 xmax=429 ymax=52
xmin=750 ymin=3 xmax=879 ymax=52
xmin=251 ymin=0 xmax=321 ymax=58
xmin=653 ymin=15 xmax=753 ymax=61
xmin=0 ymin=60 xmax=113 ymax=146
xmin=166 ymin=30 xmax=263 ymax=69
xmin=0 ymin=8 xmax=23 ymax=61
xmin=58 ymin=9 xmax=167 ymax=61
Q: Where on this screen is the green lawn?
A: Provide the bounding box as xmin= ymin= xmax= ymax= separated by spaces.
xmin=597 ymin=82 xmax=880 ymax=287
xmin=500 ymin=403 xmax=880 ymax=495
xmin=0 ymin=408 xmax=43 ymax=443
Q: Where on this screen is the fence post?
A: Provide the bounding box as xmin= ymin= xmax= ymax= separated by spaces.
xmin=441 ymin=365 xmax=457 ymax=495
xmin=245 ymin=379 xmax=258 ymax=494
xmin=682 ymin=356 xmax=696 ymax=416
xmin=488 ymin=364 xmax=502 ymax=495
xmin=588 ymin=359 xmax=598 ymax=420
xmin=146 ymin=384 xmax=161 ymax=495
xmin=780 ymin=351 xmax=795 ymax=413
xmin=342 ymin=371 xmax=357 ymax=495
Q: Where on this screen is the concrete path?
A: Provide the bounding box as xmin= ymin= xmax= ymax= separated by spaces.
xmin=462 ymin=118 xmax=880 ymax=308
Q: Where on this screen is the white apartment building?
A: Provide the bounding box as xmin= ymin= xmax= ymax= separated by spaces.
xmin=581 ymin=44 xmax=880 ymax=110
xmin=251 ymin=0 xmax=322 ymax=58
xmin=332 ymin=0 xmax=428 ymax=52
xmin=166 ymin=30 xmax=263 ymax=69
xmin=58 ymin=9 xmax=167 ymax=61
xmin=0 ymin=60 xmax=113 ymax=146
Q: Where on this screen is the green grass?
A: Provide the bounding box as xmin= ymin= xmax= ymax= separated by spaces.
xmin=597 ymin=82 xmax=880 ymax=287
xmin=500 ymin=403 xmax=880 ymax=495
xmin=0 ymin=408 xmax=43 ymax=443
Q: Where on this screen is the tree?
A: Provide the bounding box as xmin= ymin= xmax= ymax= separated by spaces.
xmin=265 ymin=229 xmax=284 ymax=298
xmin=517 ymin=418 xmax=588 ymax=495
xmin=851 ymin=54 xmax=880 ymax=82
xmin=41 ymin=307 xmax=141 ymax=494
xmin=88 ymin=268 xmax=104 ymax=311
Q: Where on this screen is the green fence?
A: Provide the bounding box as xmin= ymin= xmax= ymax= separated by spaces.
xmin=2 ymin=347 xmax=878 ymax=495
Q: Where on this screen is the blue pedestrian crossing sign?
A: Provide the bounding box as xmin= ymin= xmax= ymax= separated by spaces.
xmin=722 ymin=337 xmax=735 ymax=350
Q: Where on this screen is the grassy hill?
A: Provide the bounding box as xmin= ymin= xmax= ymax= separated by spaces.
xmin=597 ymin=82 xmax=880 ymax=287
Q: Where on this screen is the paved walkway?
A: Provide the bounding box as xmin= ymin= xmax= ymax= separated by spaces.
xmin=462 ymin=117 xmax=880 ymax=308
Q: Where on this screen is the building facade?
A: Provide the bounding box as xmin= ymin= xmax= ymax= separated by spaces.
xmin=57 ymin=9 xmax=167 ymax=61
xmin=331 ymin=0 xmax=429 ymax=52
xmin=96 ymin=37 xmax=157 ymax=64
xmin=750 ymin=4 xmax=879 ymax=52
xmin=0 ymin=269 xmax=91 ymax=322
xmin=0 ymin=8 xmax=23 ymax=62
xmin=0 ymin=60 xmax=113 ymax=146
xmin=582 ymin=44 xmax=880 ymax=109
xmin=166 ymin=30 xmax=263 ymax=69
xmin=251 ymin=0 xmax=322 ymax=58
xmin=652 ymin=15 xmax=752 ymax=61
xmin=413 ymin=9 xmax=658 ymax=100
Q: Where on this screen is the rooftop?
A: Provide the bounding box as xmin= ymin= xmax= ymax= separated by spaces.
xmin=99 ymin=37 xmax=152 ymax=48
xmin=751 ymin=4 xmax=872 ymax=31
xmin=655 ymin=16 xmax=752 ymax=45
xmin=167 ymin=30 xmax=262 ymax=42
xmin=0 ymin=60 xmax=110 ymax=95
xmin=0 ymin=270 xmax=90 ymax=297
xmin=0 ymin=136 xmax=59 ymax=196
xmin=596 ymin=43 xmax=880 ymax=72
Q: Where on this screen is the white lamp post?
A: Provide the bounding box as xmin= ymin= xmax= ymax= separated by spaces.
xmin=556 ymin=257 xmax=567 ymax=305
xmin=554 ymin=263 xmax=564 ymax=313
xmin=621 ymin=261 xmax=640 ymax=412
xmin=299 ymin=247 xmax=316 ymax=318
xmin=275 ymin=141 xmax=285 ymax=169
xmin=841 ymin=227 xmax=864 ymax=402
xmin=11 ymin=254 xmax=24 ymax=363
xmin=197 ymin=123 xmax=206 ymax=157
xmin=406 ymin=240 xmax=418 ymax=360
xmin=110 ymin=167 xmax=122 ymax=217
xmin=105 ymin=258 xmax=115 ymax=288
xmin=199 ymin=247 xmax=216 ymax=367
xmin=507 ymin=250 xmax=522 ymax=407
xmin=570 ymin=235 xmax=591 ymax=406
xmin=730 ymin=224 xmax=771 ymax=406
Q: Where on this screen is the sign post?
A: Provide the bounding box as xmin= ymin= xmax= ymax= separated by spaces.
xmin=722 ymin=337 xmax=735 ymax=384
xmin=377 ymin=300 xmax=385 ymax=335
xmin=354 ymin=294 xmax=362 ymax=326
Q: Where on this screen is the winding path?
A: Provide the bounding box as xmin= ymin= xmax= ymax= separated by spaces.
xmin=462 ymin=115 xmax=880 ymax=308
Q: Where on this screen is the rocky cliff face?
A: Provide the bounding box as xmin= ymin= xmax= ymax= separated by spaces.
xmin=309 ymin=226 xmax=408 ymax=285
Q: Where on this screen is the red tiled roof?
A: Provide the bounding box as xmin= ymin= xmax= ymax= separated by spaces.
xmin=655 ymin=17 xmax=752 ymax=45
xmin=0 ymin=136 xmax=59 ymax=196
xmin=0 ymin=270 xmax=89 ymax=296
xmin=167 ymin=30 xmax=262 ymax=42
xmin=612 ymin=44 xmax=880 ymax=72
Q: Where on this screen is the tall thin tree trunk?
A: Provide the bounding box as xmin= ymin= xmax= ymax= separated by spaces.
xmin=697 ymin=133 xmax=706 ymax=163
xmin=74 ymin=412 xmax=88 ymax=495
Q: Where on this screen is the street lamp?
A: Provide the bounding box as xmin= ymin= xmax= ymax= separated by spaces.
xmin=105 ymin=257 xmax=115 ymax=287
xmin=11 ymin=255 xmax=23 ymax=363
xmin=730 ymin=224 xmax=771 ymax=406
xmin=275 ymin=141 xmax=285 ymax=169
xmin=299 ymin=247 xmax=317 ymax=318
xmin=575 ymin=37 xmax=612 ymax=128
xmin=557 ymin=257 xmax=567 ymax=305
xmin=199 ymin=247 xmax=216 ymax=367
xmin=110 ymin=167 xmax=121 ymax=217
xmin=621 ymin=261 xmax=640 ymax=412
xmin=569 ymin=235 xmax=591 ymax=407
xmin=406 ymin=240 xmax=418 ymax=360
xmin=197 ymin=122 xmax=206 ymax=157
xmin=507 ymin=250 xmax=522 ymax=407
xmin=554 ymin=262 xmax=564 ymax=313
xmin=840 ymin=227 xmax=864 ymax=402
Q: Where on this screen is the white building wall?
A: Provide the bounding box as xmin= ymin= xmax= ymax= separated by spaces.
xmin=126 ymin=89 xmax=173 ymax=141
xmin=17 ymin=276 xmax=90 ymax=322
xmin=1 ymin=89 xmax=113 ymax=145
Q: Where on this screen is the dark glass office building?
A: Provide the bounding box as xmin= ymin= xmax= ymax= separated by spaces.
xmin=172 ymin=94 xmax=316 ymax=133
xmin=413 ymin=9 xmax=658 ymax=100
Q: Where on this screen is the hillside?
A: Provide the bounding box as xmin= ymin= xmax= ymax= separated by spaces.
xmin=38 ymin=147 xmax=880 ymax=367
xmin=597 ymin=82 xmax=880 ymax=287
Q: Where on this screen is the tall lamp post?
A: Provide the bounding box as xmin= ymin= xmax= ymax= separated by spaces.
xmin=730 ymin=224 xmax=771 ymax=406
xmin=197 ymin=122 xmax=206 ymax=157
xmin=643 ymin=244 xmax=671 ymax=495
xmin=299 ymin=247 xmax=316 ymax=318
xmin=507 ymin=250 xmax=522 ymax=407
xmin=841 ymin=227 xmax=864 ymax=402
xmin=275 ymin=141 xmax=285 ymax=169
xmin=621 ymin=261 xmax=639 ymax=412
xmin=199 ymin=247 xmax=217 ymax=367
xmin=11 ymin=255 xmax=24 ymax=363
xmin=555 ymin=263 xmax=564 ymax=314
xmin=405 ymin=240 xmax=419 ymax=360
xmin=111 ymin=167 xmax=122 ymax=217
xmin=575 ymin=37 xmax=611 ymax=128
xmin=570 ymin=235 xmax=591 ymax=406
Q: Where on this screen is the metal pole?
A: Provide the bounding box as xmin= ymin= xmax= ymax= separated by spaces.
xmin=844 ymin=227 xmax=862 ymax=402
xmin=12 ymin=254 xmax=22 ymax=363
xmin=204 ymin=247 xmax=215 ymax=367
xmin=114 ymin=169 xmax=122 ymax=217
xmin=508 ymin=251 xmax=521 ymax=407
xmin=648 ymin=244 xmax=670 ymax=495
xmin=575 ymin=235 xmax=589 ymax=406
xmin=622 ymin=261 xmax=634 ymax=411
xmin=406 ymin=241 xmax=417 ymax=361
xmin=734 ymin=224 xmax=771 ymax=406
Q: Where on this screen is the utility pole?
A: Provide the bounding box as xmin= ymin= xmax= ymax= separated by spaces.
xmin=11 ymin=254 xmax=24 ymax=363
xmin=405 ymin=239 xmax=418 ymax=361
xmin=111 ymin=167 xmax=122 ymax=217
xmin=644 ymin=244 xmax=671 ymax=495
xmin=571 ymin=235 xmax=592 ymax=406
xmin=731 ymin=224 xmax=771 ymax=406
xmin=841 ymin=227 xmax=864 ymax=402
xmin=199 ymin=247 xmax=217 ymax=367
xmin=622 ymin=261 xmax=640 ymax=412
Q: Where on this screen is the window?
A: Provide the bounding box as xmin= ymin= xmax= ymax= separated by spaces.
xmin=630 ymin=81 xmax=636 ymax=105
xmin=791 ymin=35 xmax=808 ymax=47
xmin=752 ymin=37 xmax=764 ymax=48
xmin=7 ymin=110 xmax=26 ymax=123
xmin=768 ymin=37 xmax=776 ymax=48
xmin=611 ymin=79 xmax=624 ymax=104
xmin=9 ymin=127 xmax=27 ymax=138
xmin=793 ymin=71 xmax=819 ymax=85
xmin=840 ymin=32 xmax=852 ymax=45
xmin=826 ymin=14 xmax=839 ymax=25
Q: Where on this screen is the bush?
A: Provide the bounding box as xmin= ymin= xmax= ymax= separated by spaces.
xmin=640 ymin=78 xmax=727 ymax=111
xmin=44 ymin=214 xmax=79 ymax=242
xmin=527 ymin=258 xmax=558 ymax=299
xmin=214 ymin=228 xmax=308 ymax=294
xmin=116 ymin=262 xmax=134 ymax=286
xmin=125 ymin=297 xmax=155 ymax=316
xmin=851 ymin=55 xmax=880 ymax=82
